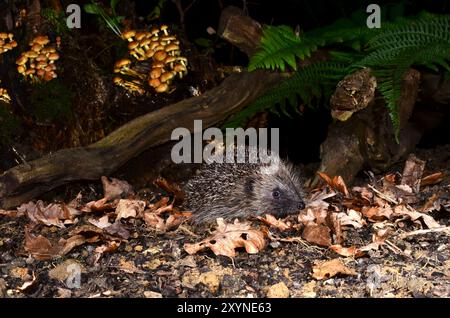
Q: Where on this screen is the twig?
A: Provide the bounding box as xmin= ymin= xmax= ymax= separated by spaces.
xmin=397 ymin=226 xmax=450 ymax=239
xmin=367 ymin=184 xmax=399 ymax=205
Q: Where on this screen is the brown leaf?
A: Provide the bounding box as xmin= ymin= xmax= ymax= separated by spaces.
xmin=317 ymin=171 xmax=333 ymax=186
xmin=312 ymin=259 xmax=357 ymax=280
xmin=25 ymin=230 xmax=62 ymax=260
xmin=336 ymin=209 xmax=366 ymax=228
xmin=104 ymin=221 xmax=130 ymax=239
xmin=154 ymin=177 xmax=185 ymax=202
xmin=115 ymin=199 xmax=146 ymax=221
xmin=88 ymin=215 xmax=112 ymax=229
xmin=332 ymin=176 xmax=350 ymax=198
xmin=257 ymin=214 xmax=292 ymax=231
xmin=393 ymin=205 xmax=441 ymax=229
xmin=83 ymin=197 xmax=115 ymax=212
xmin=330 ymin=230 xmax=389 ymax=257
xmin=302 ymin=224 xmax=331 ymax=247
xmin=401 ymin=154 xmax=425 ymax=193
xmin=94 ymin=241 xmax=120 ymax=264
xmin=0 ymin=209 xmax=25 ymax=217
xmin=420 ymin=172 xmax=444 ymax=187
xmin=18 ymin=201 xmax=75 ymax=228
xmin=326 ymin=213 xmax=343 ymax=244
xmin=361 ymin=206 xmax=393 ymax=222
xmin=184 ymin=218 xmax=266 ymax=258
xmin=102 ymin=176 xmax=134 ymax=201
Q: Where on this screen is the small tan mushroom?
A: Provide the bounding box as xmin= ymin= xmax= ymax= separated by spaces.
xmin=16 ymin=55 xmax=28 ymax=65
xmin=160 ymin=71 xmax=175 ymax=83
xmin=148 ymin=78 xmax=161 ymax=88
xmin=122 ymin=30 xmax=136 ymax=42
xmin=153 ymin=50 xmax=167 ymax=62
xmin=160 ymin=25 xmax=169 ymax=36
xmin=155 ymin=83 xmax=169 ymax=93
xmin=149 ymin=67 xmax=163 ymax=79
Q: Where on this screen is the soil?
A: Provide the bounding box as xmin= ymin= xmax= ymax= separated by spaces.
xmin=0 ymin=145 xmax=448 ymax=299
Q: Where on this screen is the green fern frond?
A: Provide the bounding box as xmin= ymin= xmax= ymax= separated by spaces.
xmin=248 ymin=25 xmax=318 ymax=71
xmin=225 ymin=62 xmax=349 ymax=127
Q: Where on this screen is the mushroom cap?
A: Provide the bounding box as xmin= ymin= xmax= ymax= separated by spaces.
xmin=152 ymin=61 xmax=165 ymax=69
xmin=150 ymin=27 xmax=159 ymax=36
xmin=31 ymin=44 xmax=42 ymax=52
xmin=25 ymin=69 xmax=35 ymax=75
xmin=34 ymin=35 xmax=50 ymax=46
xmin=48 ymin=52 xmax=60 ymax=61
xmin=148 ymin=78 xmax=161 ymax=88
xmin=164 ymin=56 xmax=177 ymax=64
xmin=36 ymin=54 xmax=46 ymax=62
xmin=135 ymin=32 xmax=146 ymax=41
xmin=173 ymin=63 xmax=187 ymax=73
xmin=16 ymin=55 xmax=28 ymax=65
xmin=164 ymin=43 xmax=180 ymax=53
xmin=115 ymin=59 xmax=132 ymax=68
xmin=113 ymin=76 xmax=123 ymax=84
xmin=17 ymin=65 xmax=26 ymax=73
xmin=10 ymin=40 xmax=17 ymax=48
xmin=128 ymin=41 xmax=139 ymax=50
xmin=37 ymin=61 xmax=47 ymax=69
xmin=155 ymin=83 xmax=169 ymax=93
xmin=149 ymin=67 xmax=163 ymax=79
xmin=41 ymin=47 xmax=56 ymax=54
xmin=24 ymin=51 xmax=38 ymax=58
xmin=160 ymin=25 xmax=169 ymax=31
xmin=153 ymin=50 xmax=167 ymax=62
xmin=160 ymin=71 xmax=175 ymax=83
xmin=140 ymin=39 xmax=151 ymax=47
xmin=37 ymin=69 xmax=45 ymax=77
xmin=122 ymin=30 xmax=136 ymax=40
xmin=0 ymin=33 xmax=8 ymax=39
xmin=44 ymin=71 xmax=54 ymax=82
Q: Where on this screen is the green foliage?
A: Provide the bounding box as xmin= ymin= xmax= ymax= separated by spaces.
xmin=31 ymin=80 xmax=73 ymax=123
xmin=84 ymin=0 xmax=123 ymax=37
xmin=226 ymin=62 xmax=349 ymax=127
xmin=147 ymin=0 xmax=167 ymax=21
xmin=41 ymin=8 xmax=69 ymax=35
xmin=238 ymin=12 xmax=450 ymax=140
xmin=0 ymin=104 xmax=20 ymax=145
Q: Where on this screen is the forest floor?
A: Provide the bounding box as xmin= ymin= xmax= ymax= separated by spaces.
xmin=0 ymin=145 xmax=448 ymax=298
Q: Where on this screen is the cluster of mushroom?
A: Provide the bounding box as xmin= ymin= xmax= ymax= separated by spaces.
xmin=113 ymin=25 xmax=188 ymax=94
xmin=0 ymin=32 xmax=17 ymax=54
xmin=0 ymin=84 xmax=11 ymax=103
xmin=16 ymin=35 xmax=59 ymax=83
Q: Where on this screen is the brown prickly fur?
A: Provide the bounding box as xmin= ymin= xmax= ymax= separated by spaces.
xmin=184 ymin=148 xmax=306 ymax=225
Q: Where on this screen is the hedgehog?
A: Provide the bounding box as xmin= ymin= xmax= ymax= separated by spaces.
xmin=184 ymin=146 xmax=306 ymax=225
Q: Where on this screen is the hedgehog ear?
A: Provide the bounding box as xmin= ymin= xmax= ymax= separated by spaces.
xmin=244 ymin=177 xmax=255 ymax=194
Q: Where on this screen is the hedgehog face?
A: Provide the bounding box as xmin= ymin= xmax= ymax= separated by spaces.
xmin=249 ymin=160 xmax=306 ymax=218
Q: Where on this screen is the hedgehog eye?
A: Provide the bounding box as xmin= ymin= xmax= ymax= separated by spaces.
xmin=272 ymin=190 xmax=281 ymax=199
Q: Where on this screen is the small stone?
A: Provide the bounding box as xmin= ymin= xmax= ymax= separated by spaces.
xmin=266 ymin=281 xmax=290 ymax=298
xmin=125 ymin=245 xmax=133 ymax=252
xmin=199 ymin=271 xmax=220 ymax=294
xmin=134 ymin=245 xmax=143 ymax=252
xmin=144 ymin=290 xmax=163 ymax=298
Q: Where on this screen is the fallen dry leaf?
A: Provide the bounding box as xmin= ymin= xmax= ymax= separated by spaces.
xmin=330 ymin=229 xmax=390 ymax=257
xmin=0 ymin=209 xmax=24 ymax=217
xmin=18 ymin=201 xmax=76 ymax=228
xmin=257 ymin=214 xmax=292 ymax=231
xmin=115 ymin=199 xmax=146 ymax=221
xmin=154 ymin=177 xmax=185 ymax=202
xmin=119 ymin=258 xmax=144 ymax=274
xmin=393 ymin=205 xmax=441 ymax=229
xmin=94 ymin=241 xmax=120 ymax=264
xmin=312 ymin=258 xmax=357 ymax=280
xmin=336 ymin=209 xmax=366 ymax=229
xmin=361 ymin=206 xmax=393 ymax=222
xmin=83 ymin=197 xmax=115 ymax=212
xmin=24 ymin=229 xmax=86 ymax=260
xmin=184 ymin=218 xmax=266 ymax=258
xmin=401 ymin=154 xmax=425 ymax=193
xmin=102 ymin=176 xmax=134 ymax=201
xmin=88 ymin=215 xmax=112 ymax=229
xmin=420 ymin=172 xmax=444 ymax=187
xmin=317 ymin=172 xmax=350 ymax=197
xmin=302 ymin=224 xmax=331 ymax=247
